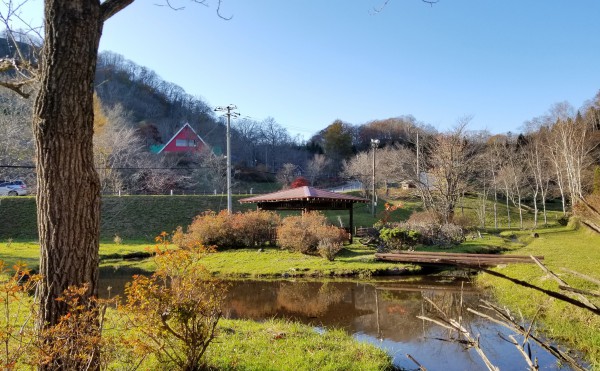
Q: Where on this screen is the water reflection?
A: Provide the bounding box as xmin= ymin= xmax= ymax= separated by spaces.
xmin=99 ymin=272 xmax=579 ymax=370
xmin=219 ymin=278 xmax=576 ymax=370
xmin=223 ymin=278 xmax=474 ymax=341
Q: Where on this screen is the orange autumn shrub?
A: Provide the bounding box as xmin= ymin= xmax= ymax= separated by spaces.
xmin=277 ymin=211 xmax=347 ymax=255
xmin=173 ymin=210 xmax=280 ymax=249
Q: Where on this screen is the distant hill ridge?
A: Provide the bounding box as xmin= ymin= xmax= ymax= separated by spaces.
xmin=95 ymin=51 xmax=226 ymax=148
xmin=0 ymin=36 xmax=225 ymax=149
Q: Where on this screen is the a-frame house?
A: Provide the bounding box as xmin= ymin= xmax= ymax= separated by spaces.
xmin=157 ymin=123 xmax=207 ymax=154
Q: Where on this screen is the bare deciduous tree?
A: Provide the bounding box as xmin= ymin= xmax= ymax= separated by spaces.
xmin=93 ymin=103 xmax=145 ymax=193
xmin=420 ymin=118 xmax=480 ymax=223
xmin=276 ymin=162 xmax=298 ymax=188
xmin=342 ymin=151 xmax=374 ymax=197
xmin=306 ymin=153 xmax=331 ymax=186
xmin=0 ymin=89 xmax=34 ymax=181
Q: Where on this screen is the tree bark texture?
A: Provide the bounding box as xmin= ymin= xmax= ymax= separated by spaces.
xmin=33 ymin=0 xmax=103 ymax=329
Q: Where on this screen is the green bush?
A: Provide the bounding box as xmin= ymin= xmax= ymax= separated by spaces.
xmin=379 ymin=227 xmax=420 ymax=251
xmin=277 ymin=212 xmax=347 ymax=255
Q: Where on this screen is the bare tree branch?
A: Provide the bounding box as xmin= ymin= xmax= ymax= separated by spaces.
xmin=530 ymin=255 xmax=598 ymax=310
xmin=153 ymin=0 xmax=233 ymax=20
xmin=101 ymin=0 xmax=135 ymax=21
xmin=0 ymin=79 xmax=34 ymax=98
xmin=560 ymin=268 xmax=600 ymax=286
xmin=373 ymin=0 xmax=440 ymax=14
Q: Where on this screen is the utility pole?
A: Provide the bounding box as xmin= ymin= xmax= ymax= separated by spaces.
xmin=416 ymin=130 xmax=420 ymax=185
xmin=215 ymin=104 xmax=239 ymax=214
xmin=371 ymin=138 xmax=380 ymax=216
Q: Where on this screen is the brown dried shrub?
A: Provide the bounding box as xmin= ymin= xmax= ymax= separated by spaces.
xmin=173 ymin=210 xmax=281 ymax=249
xmin=277 ymin=212 xmax=347 ymax=255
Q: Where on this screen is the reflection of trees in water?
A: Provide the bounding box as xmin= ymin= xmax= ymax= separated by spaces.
xmin=224 ymin=281 xmax=279 ymax=318
xmin=421 ymin=290 xmax=483 ymax=322
xmin=277 ymin=282 xmax=345 ymax=317
xmin=220 ymin=279 xmax=487 ymax=344
xmin=277 ymin=282 xmax=344 ymax=317
xmin=223 ymin=281 xmax=347 ymax=319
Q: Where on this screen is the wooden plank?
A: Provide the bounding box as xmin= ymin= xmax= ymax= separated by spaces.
xmin=376 ymin=256 xmax=533 ymax=263
xmin=374 ymin=251 xmax=544 ymax=267
xmin=377 ymin=251 xmax=544 ymax=260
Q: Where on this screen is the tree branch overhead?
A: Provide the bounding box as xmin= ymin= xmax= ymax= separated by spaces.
xmin=101 ymin=0 xmax=135 ymax=21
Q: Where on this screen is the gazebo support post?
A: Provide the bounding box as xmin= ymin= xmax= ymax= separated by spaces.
xmin=348 ymin=204 xmax=354 ymax=243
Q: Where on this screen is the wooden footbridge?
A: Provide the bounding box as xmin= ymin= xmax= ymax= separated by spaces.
xmin=375 ymin=251 xmax=543 ymax=268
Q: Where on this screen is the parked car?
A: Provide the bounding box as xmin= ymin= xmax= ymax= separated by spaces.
xmin=0 ymin=180 xmax=28 ymax=196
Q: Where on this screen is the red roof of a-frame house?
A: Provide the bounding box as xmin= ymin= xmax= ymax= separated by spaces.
xmin=158 ymin=123 xmax=207 ymax=154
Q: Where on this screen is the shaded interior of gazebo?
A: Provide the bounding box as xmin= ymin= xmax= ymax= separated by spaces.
xmin=239 ymin=186 xmax=370 ymax=241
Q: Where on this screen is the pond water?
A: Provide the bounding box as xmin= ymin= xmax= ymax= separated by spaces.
xmin=99 ymin=270 xmax=579 ymax=370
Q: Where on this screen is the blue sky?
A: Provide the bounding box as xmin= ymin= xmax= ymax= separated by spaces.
xmin=18 ymin=0 xmax=600 ymax=139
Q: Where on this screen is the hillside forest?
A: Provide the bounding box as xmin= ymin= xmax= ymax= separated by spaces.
xmin=1 ymin=46 xmax=600 ymax=229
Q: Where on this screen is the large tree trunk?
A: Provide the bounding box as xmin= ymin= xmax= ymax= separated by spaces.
xmin=33 ymin=0 xmax=103 ymax=330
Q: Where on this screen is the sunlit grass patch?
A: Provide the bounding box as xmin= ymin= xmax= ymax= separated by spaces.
xmin=199 ymin=244 xmax=409 ymax=278
xmin=204 ymin=318 xmax=393 ymax=371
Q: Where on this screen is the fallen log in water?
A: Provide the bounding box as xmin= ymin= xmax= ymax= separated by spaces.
xmin=375 ymin=251 xmax=544 ymax=267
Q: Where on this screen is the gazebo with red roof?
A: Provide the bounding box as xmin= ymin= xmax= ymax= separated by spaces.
xmin=239 ymin=186 xmax=369 ymax=241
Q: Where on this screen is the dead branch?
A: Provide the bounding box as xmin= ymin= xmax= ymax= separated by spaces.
xmin=469 ymin=301 xmax=587 ymax=371
xmin=560 ymin=268 xmax=600 ymax=286
xmin=153 ymin=0 xmax=232 ymax=20
xmin=423 ymin=296 xmax=448 ymax=318
xmin=418 ymin=314 xmax=498 ymax=371
xmin=416 ymin=315 xmax=455 ymax=331
xmin=406 ymin=354 xmax=427 ymax=371
xmin=559 ymin=285 xmax=600 ymax=298
xmin=449 ymin=318 xmax=499 ymax=371
xmin=530 ymin=255 xmax=598 ymax=310
xmin=0 ymin=79 xmax=34 ymax=98
xmin=0 ymin=2 xmax=41 ymax=97
xmin=479 ymin=268 xmax=600 ymax=315
xmin=507 ymin=334 xmax=539 ymax=370
xmin=373 ymin=0 xmax=440 ymax=14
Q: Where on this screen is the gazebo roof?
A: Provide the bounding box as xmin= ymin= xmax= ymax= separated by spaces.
xmin=240 ymin=186 xmax=369 ymax=240
xmin=239 ymin=186 xmax=369 ymax=205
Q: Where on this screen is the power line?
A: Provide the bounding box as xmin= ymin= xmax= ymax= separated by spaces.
xmin=0 ymin=164 xmax=283 ymax=175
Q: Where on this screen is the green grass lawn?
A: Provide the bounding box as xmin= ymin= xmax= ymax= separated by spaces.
xmin=477 ymin=225 xmax=600 ymax=368
xmin=0 ymin=239 xmax=413 ymax=277
xmin=0 ymin=241 xmax=156 ymax=272
xmin=198 ymin=244 xmax=409 ymax=278
xmin=202 ymin=319 xmax=393 ymax=370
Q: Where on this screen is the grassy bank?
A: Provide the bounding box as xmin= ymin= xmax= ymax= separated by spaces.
xmin=0 ymin=241 xmax=156 ymax=272
xmin=0 ymin=194 xmax=386 ymax=241
xmin=196 ymin=244 xmax=408 ymax=278
xmin=0 ymin=195 xmax=257 ymax=240
xmin=0 ymin=227 xmax=532 ymax=277
xmin=477 ymin=225 xmax=600 ymax=368
xmin=0 ymin=240 xmax=410 ymax=277
xmin=202 ymin=319 xmax=392 ymax=370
